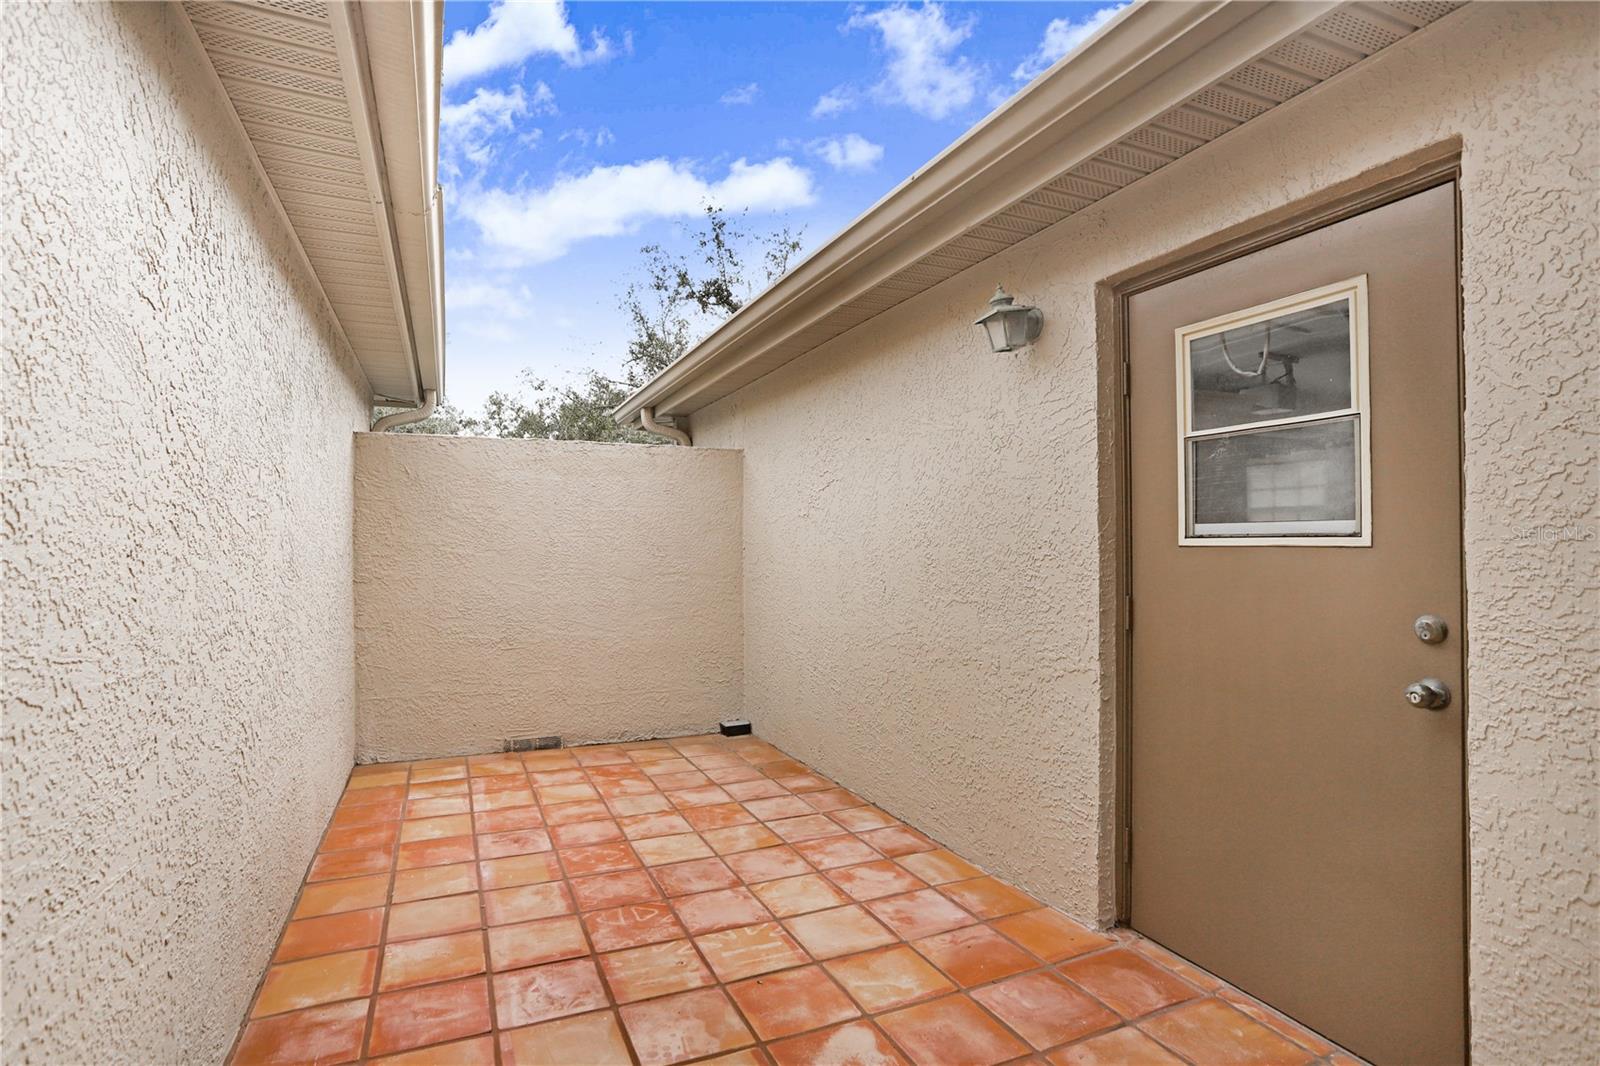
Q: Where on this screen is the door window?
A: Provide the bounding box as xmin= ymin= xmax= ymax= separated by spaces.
xmin=1175 ymin=277 xmax=1371 ymax=544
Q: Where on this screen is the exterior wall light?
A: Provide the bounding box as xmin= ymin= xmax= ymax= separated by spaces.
xmin=974 ymin=285 xmax=1044 ymax=352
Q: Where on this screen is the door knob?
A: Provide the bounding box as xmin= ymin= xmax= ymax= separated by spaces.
xmin=1413 ymin=615 xmax=1449 ymax=644
xmin=1404 ymin=678 xmax=1451 ymax=710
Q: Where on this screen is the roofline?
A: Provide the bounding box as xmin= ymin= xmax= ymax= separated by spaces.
xmin=611 ymin=0 xmax=1339 ymax=426
xmin=180 ymin=0 xmax=445 ymax=406
xmin=332 ymin=0 xmax=446 ymax=407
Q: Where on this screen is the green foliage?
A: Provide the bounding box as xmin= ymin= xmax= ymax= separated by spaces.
xmin=382 ymin=206 xmax=802 ymax=443
xmin=463 ymin=371 xmax=657 ymax=444
xmin=620 ymin=206 xmax=802 ymax=384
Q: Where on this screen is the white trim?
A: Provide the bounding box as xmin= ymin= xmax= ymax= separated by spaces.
xmin=328 ymin=1 xmax=424 ymax=406
xmin=421 ymin=0 xmax=446 ymax=399
xmin=1174 ymin=276 xmax=1372 ymax=547
xmin=1194 ymin=519 xmax=1362 ymax=537
xmin=355 ymin=0 xmax=447 ymax=402
xmin=1187 ymin=405 xmax=1361 ymax=440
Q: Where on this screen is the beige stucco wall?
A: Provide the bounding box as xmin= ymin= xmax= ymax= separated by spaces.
xmin=353 ymin=434 xmax=743 ymax=761
xmin=691 ymin=3 xmax=1597 ymax=1059
xmin=2 ymin=4 xmax=370 ymax=1064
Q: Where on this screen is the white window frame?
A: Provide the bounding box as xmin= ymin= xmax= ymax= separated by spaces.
xmin=1174 ymin=275 xmax=1372 ymax=547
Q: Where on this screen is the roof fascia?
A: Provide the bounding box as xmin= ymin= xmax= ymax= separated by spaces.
xmin=328 ymin=1 xmax=429 ymax=406
xmin=612 ymin=0 xmax=1339 ymax=425
xmin=357 ymin=0 xmax=446 ymax=403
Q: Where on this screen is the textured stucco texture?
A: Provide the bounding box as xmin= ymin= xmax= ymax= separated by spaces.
xmin=2 ymin=4 xmax=370 ymax=1064
xmin=690 ymin=4 xmax=1598 ymax=1060
xmin=353 ymin=434 xmax=744 ymax=761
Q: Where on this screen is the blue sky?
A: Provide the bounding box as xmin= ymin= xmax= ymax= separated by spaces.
xmin=441 ymin=1 xmax=1127 ymax=411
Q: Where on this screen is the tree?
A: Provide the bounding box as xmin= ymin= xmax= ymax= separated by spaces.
xmin=461 ymin=371 xmax=657 ymax=444
xmin=385 ymin=206 xmax=801 ymax=442
xmin=621 ymin=206 xmax=802 ymax=385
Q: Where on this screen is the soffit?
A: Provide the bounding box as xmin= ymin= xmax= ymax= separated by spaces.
xmin=182 ymin=0 xmax=433 ymax=404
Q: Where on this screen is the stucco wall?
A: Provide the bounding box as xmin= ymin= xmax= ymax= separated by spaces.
xmin=691 ymin=3 xmax=1597 ymax=1059
xmin=354 ymin=434 xmax=743 ymax=761
xmin=2 ymin=5 xmax=369 ymax=1064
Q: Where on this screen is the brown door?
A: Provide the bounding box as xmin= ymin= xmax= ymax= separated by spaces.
xmin=1127 ymin=183 xmax=1465 ymax=1064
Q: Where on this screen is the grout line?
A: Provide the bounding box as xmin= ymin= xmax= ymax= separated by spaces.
xmin=231 ymin=734 xmax=1349 ymax=1065
xmin=479 ymin=758 xmax=503 ymax=1066
xmin=353 ymin=759 xmax=410 ymax=1064
xmin=571 ymin=757 xmax=660 ymax=1066
xmin=222 ymin=764 xmax=383 ymax=1066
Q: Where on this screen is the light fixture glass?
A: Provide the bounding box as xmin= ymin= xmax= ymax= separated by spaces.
xmin=974 ymin=285 xmax=1043 ymax=352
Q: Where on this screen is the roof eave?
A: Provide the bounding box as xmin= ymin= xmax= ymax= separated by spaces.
xmin=610 ymin=0 xmax=1341 ymax=426
xmin=182 ymin=0 xmax=444 ymax=408
xmin=355 ymin=0 xmax=446 ymax=404
xmin=332 ymin=0 xmax=446 ymax=407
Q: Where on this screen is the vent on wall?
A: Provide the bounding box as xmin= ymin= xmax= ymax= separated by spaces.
xmin=506 ymin=736 xmax=564 ymax=752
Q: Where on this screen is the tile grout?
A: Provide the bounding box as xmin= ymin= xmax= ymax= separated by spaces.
xmin=230 ymin=734 xmax=1356 ymax=1066
xmin=355 ymin=759 xmax=409 ymax=1064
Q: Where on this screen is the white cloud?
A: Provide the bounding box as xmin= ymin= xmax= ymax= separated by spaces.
xmin=460 ymin=157 xmax=816 ymax=264
xmin=846 ymin=2 xmax=978 ymax=120
xmin=1012 ymin=4 xmax=1129 ymax=83
xmin=443 ymin=1 xmax=613 ymax=87
xmin=440 ymin=82 xmax=556 ymax=136
xmin=810 ymin=85 xmax=857 ymax=119
xmin=439 ymin=83 xmax=555 ymax=171
xmin=559 ymin=126 xmax=617 ymax=149
xmin=446 ymin=278 xmax=534 ymax=319
xmin=720 ymin=82 xmax=760 ymax=106
xmin=808 ymin=133 xmax=884 ymax=172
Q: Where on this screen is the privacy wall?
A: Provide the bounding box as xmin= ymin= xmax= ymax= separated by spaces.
xmin=689 ymin=4 xmax=1597 ymax=1060
xmin=353 ymin=435 xmax=743 ymax=761
xmin=2 ymin=5 xmax=370 ymax=1064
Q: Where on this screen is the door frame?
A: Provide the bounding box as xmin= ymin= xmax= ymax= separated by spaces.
xmin=1094 ymin=137 xmax=1469 ymax=1028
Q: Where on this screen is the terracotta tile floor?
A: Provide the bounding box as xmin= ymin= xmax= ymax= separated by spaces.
xmin=228 ymin=734 xmax=1360 ymax=1066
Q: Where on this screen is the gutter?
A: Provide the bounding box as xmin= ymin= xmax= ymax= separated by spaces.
xmin=329 ymin=0 xmax=433 ymax=409
xmin=372 ymin=390 xmax=438 ymax=432
xmin=610 ymin=0 xmax=1339 ymax=426
xmin=419 ymin=2 xmax=447 ymax=400
xmin=640 ymin=407 xmax=692 ymax=446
